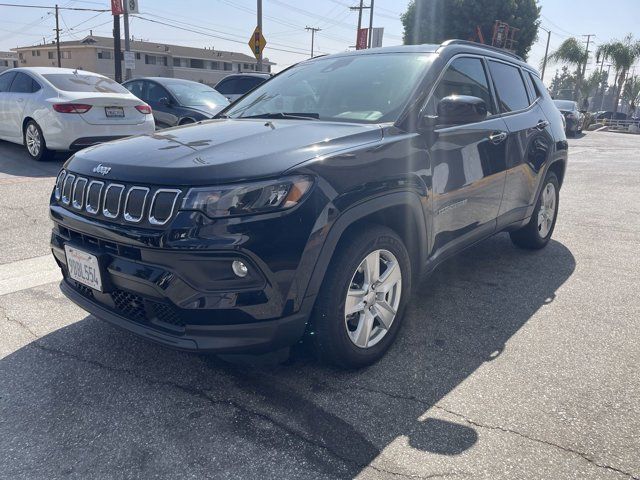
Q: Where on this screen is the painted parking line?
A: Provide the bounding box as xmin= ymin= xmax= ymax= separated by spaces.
xmin=0 ymin=255 xmax=61 ymax=296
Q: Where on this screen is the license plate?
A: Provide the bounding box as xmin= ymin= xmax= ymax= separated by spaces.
xmin=105 ymin=106 xmax=124 ymax=118
xmin=65 ymin=245 xmax=103 ymax=291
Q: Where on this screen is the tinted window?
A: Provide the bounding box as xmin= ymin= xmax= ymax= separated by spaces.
xmin=215 ymin=78 xmax=237 ymax=94
xmin=124 ymin=80 xmax=145 ymax=100
xmin=164 ymin=81 xmax=229 ymax=107
xmin=0 ymin=71 xmax=16 ymax=92
xmin=235 ymin=77 xmax=265 ymax=93
xmin=426 ymin=57 xmax=495 ymax=116
xmin=43 ymin=73 xmax=129 ymax=93
xmin=147 ymin=82 xmax=170 ymax=104
xmin=488 ymin=61 xmax=530 ymax=112
xmin=9 ymin=72 xmax=36 ymax=93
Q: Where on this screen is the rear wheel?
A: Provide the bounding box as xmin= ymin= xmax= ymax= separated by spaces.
xmin=24 ymin=121 xmax=54 ymax=161
xmin=510 ymin=171 xmax=559 ymax=250
xmin=312 ymin=225 xmax=411 ymax=368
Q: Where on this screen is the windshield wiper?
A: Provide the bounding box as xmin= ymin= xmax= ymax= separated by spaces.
xmin=241 ymin=112 xmax=320 ymax=120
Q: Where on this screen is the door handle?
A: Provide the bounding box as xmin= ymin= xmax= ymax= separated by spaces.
xmin=489 ymin=131 xmax=508 ymax=145
xmin=536 ymin=119 xmax=549 ymax=130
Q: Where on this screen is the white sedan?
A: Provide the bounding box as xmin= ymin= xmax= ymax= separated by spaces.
xmin=0 ymin=67 xmax=155 ymax=161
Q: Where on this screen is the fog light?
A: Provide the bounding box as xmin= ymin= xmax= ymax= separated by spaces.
xmin=232 ymin=260 xmax=248 ymax=278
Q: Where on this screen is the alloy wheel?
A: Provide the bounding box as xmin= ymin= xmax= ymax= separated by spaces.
xmin=344 ymin=249 xmax=402 ymax=349
xmin=25 ymin=124 xmax=41 ymax=157
xmin=537 ymin=182 xmax=556 ymax=238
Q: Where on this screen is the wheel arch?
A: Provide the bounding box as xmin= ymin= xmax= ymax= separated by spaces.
xmin=303 ymin=191 xmax=428 ymax=303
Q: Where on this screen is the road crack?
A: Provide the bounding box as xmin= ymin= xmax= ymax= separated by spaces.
xmin=344 ymin=383 xmax=639 ymax=480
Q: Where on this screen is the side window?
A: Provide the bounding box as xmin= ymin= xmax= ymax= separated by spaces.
xmin=124 ymin=80 xmax=145 ymax=100
xmin=529 ymin=72 xmax=551 ymax=101
xmin=31 ymin=78 xmax=41 ymax=92
xmin=487 ymin=60 xmax=530 ymax=112
xmin=426 ymin=57 xmax=495 ymax=116
xmin=215 ymin=78 xmax=237 ymax=94
xmin=9 ymin=72 xmax=36 ymax=93
xmin=0 ymin=71 xmax=16 ymax=92
xmin=146 ymin=82 xmax=170 ymax=104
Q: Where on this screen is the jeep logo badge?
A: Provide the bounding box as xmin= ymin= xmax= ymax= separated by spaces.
xmin=92 ymin=164 xmax=111 ymax=176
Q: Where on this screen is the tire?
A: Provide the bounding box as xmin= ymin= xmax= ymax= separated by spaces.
xmin=312 ymin=225 xmax=411 ymax=368
xmin=24 ymin=120 xmax=54 ymax=161
xmin=509 ymin=171 xmax=560 ymax=250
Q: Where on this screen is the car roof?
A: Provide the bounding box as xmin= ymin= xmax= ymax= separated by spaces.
xmin=8 ymin=66 xmax=104 ymax=76
xmin=219 ymin=73 xmax=271 ymax=79
xmin=126 ymin=77 xmax=211 ymax=86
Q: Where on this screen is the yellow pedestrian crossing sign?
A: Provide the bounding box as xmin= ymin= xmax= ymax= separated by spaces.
xmin=248 ymin=27 xmax=267 ymax=59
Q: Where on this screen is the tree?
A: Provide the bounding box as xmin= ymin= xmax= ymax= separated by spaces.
xmin=623 ymin=76 xmax=640 ymax=114
xmin=549 ymin=66 xmax=576 ymax=99
xmin=546 ymin=37 xmax=588 ymax=101
xmin=401 ymin=0 xmax=541 ymax=59
xmin=597 ymin=34 xmax=640 ymax=112
xmin=580 ymin=70 xmax=608 ymax=108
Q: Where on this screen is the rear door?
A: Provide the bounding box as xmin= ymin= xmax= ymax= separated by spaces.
xmin=486 ymin=59 xmax=554 ymax=226
xmin=423 ymin=56 xmax=509 ymax=255
xmin=0 ymin=71 xmax=17 ymax=138
xmin=5 ymin=72 xmax=39 ymax=139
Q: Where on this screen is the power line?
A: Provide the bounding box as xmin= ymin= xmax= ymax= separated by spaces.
xmin=0 ymin=2 xmax=108 ymax=12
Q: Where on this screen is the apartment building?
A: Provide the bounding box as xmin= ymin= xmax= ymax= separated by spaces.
xmin=0 ymin=51 xmax=18 ymax=73
xmin=12 ymin=35 xmax=273 ymax=85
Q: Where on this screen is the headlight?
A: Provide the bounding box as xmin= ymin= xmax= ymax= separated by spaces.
xmin=181 ymin=175 xmax=313 ymax=218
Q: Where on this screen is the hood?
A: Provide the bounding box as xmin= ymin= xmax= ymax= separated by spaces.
xmin=66 ymin=118 xmax=382 ymax=185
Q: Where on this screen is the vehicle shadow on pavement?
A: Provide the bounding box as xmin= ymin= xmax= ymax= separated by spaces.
xmin=0 ymin=140 xmax=67 ymax=178
xmin=0 ymin=234 xmax=576 ymax=479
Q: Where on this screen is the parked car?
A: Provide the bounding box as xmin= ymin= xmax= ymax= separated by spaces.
xmin=122 ymin=77 xmax=229 ymax=129
xmin=594 ymin=111 xmax=628 ymax=122
xmin=50 ymin=40 xmax=567 ymax=368
xmin=214 ymin=73 xmax=270 ymax=102
xmin=553 ymin=99 xmax=584 ymax=136
xmin=0 ymin=67 xmax=154 ymax=161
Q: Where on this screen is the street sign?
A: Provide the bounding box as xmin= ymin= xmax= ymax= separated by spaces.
xmin=248 ymin=26 xmax=267 ymax=59
xmin=124 ymin=51 xmax=136 ymax=70
xmin=356 ymin=28 xmax=368 ymax=50
xmin=110 ymin=0 xmax=124 ymax=15
xmin=124 ymin=0 xmax=139 ymax=14
xmin=371 ymin=27 xmax=384 ymax=48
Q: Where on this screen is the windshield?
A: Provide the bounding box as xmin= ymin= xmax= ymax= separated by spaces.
xmin=43 ymin=73 xmax=130 ymax=94
xmin=165 ymin=82 xmax=229 ymax=108
xmin=226 ymin=53 xmax=434 ymax=124
xmin=554 ymin=100 xmax=576 ymax=111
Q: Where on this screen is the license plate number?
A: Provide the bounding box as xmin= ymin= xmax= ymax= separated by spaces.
xmin=65 ymin=245 xmax=102 ymax=291
xmin=105 ymin=106 xmax=124 ymax=118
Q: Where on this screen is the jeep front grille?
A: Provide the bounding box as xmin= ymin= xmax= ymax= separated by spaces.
xmin=54 ymin=169 xmax=182 ymax=228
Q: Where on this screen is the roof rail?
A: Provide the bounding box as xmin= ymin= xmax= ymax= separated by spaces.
xmin=439 ymin=39 xmax=524 ymax=61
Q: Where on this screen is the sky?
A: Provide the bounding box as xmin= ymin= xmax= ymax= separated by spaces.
xmin=1 ymin=0 xmax=639 ymax=84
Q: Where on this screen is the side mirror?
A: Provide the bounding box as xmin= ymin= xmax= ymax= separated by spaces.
xmin=158 ymin=97 xmax=171 ymax=107
xmin=436 ymin=95 xmax=488 ymax=126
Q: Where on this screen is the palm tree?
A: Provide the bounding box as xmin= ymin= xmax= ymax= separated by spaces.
xmin=596 ymin=35 xmax=640 ymax=112
xmin=546 ymin=38 xmax=588 ymax=101
xmin=623 ymin=76 xmax=640 ymax=114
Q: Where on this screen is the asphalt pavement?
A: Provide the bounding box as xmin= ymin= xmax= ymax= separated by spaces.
xmin=0 ymin=132 xmax=639 ymax=479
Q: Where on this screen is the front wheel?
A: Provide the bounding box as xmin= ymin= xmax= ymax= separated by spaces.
xmin=24 ymin=121 xmax=54 ymax=161
xmin=510 ymin=171 xmax=560 ymax=249
xmin=312 ymin=225 xmax=411 ymax=368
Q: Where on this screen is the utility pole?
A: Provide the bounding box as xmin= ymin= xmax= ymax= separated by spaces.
xmin=256 ymin=0 xmax=263 ymax=72
xmin=305 ymin=26 xmax=321 ymax=58
xmin=123 ymin=1 xmax=131 ymax=80
xmin=54 ymin=4 xmax=61 ymax=67
xmin=350 ymin=0 xmax=370 ymax=48
xmin=575 ymin=33 xmax=595 ymax=101
xmin=540 ymin=27 xmax=551 ymax=80
xmin=113 ymin=14 xmax=122 ymax=83
xmin=367 ymin=0 xmax=374 ymax=48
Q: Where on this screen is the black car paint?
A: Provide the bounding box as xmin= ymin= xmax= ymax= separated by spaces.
xmin=50 ymin=43 xmax=568 ymax=354
xmin=123 ymin=78 xmax=228 ymax=129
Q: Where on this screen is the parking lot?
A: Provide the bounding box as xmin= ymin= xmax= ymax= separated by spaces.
xmin=0 ymin=132 xmax=639 ymax=479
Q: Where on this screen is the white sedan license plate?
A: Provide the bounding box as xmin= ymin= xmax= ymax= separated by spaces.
xmin=105 ymin=106 xmax=124 ymax=118
xmin=65 ymin=245 xmax=102 ymax=291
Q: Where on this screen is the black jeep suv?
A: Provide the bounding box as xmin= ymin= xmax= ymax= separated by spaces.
xmin=50 ymin=40 xmax=567 ymax=368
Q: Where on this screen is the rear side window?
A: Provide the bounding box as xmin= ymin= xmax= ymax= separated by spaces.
xmin=0 ymin=71 xmax=16 ymax=92
xmin=215 ymin=78 xmax=237 ymax=94
xmin=487 ymin=60 xmax=530 ymax=113
xmin=426 ymin=57 xmax=495 ymax=116
xmin=529 ymin=72 xmax=551 ymax=100
xmin=10 ymin=72 xmax=39 ymax=93
xmin=236 ymin=77 xmax=265 ymax=93
xmin=124 ymin=80 xmax=145 ymax=100
xmin=43 ymin=73 xmax=129 ymax=93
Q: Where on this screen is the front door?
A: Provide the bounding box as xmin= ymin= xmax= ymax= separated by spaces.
xmin=422 ymin=56 xmax=509 ymax=257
